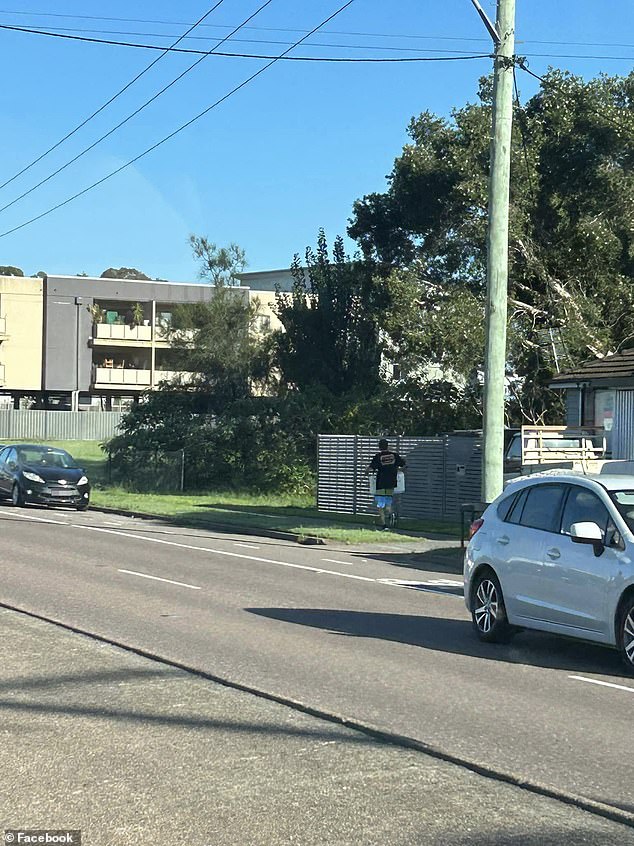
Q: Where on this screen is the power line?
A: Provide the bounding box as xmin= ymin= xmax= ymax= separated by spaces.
xmin=0 ymin=0 xmax=276 ymax=216
xmin=2 ymin=21 xmax=633 ymax=61
xmin=0 ymin=2 xmax=228 ymax=193
xmin=0 ymin=0 xmax=359 ymax=241
xmin=2 ymin=8 xmax=634 ymax=50
xmin=0 ymin=22 xmax=492 ymax=62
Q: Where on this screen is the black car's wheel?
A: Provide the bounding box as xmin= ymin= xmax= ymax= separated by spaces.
xmin=76 ymin=501 xmax=89 ymax=512
xmin=11 ymin=483 xmax=25 ymax=508
xmin=617 ymin=595 xmax=634 ymax=675
xmin=471 ymin=569 xmax=513 ymax=643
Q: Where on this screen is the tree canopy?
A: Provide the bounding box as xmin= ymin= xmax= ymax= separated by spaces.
xmin=100 ymin=267 xmax=151 ymax=280
xmin=189 ymin=236 xmax=247 ymax=286
xmin=349 ymin=69 xmax=634 ymax=421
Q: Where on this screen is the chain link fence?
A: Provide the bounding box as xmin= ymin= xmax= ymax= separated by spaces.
xmin=106 ymin=449 xmax=185 ymax=492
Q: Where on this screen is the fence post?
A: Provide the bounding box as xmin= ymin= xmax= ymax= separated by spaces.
xmin=180 ymin=449 xmax=185 ymax=493
xmin=352 ymin=437 xmax=358 ymax=515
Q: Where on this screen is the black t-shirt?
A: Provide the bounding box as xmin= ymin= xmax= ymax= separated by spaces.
xmin=370 ymin=450 xmax=406 ymax=489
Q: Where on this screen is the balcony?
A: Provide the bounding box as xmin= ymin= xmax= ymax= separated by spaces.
xmin=94 ymin=323 xmax=152 ymax=342
xmin=0 ymin=316 xmax=7 ymax=337
xmin=154 ymin=370 xmax=199 ymax=384
xmin=0 ymin=363 xmax=4 ymax=385
xmin=93 ymin=367 xmax=152 ymax=388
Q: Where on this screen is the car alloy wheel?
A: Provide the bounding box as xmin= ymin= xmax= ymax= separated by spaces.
xmin=472 ymin=570 xmax=513 ymax=643
xmin=11 ymin=483 xmax=25 ymax=507
xmin=618 ymin=598 xmax=634 ymax=675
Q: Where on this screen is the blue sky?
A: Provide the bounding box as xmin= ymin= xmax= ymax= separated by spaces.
xmin=0 ymin=0 xmax=632 ymax=280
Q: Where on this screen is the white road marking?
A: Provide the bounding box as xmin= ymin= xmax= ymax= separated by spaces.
xmin=321 ymin=558 xmax=355 ymax=566
xmin=569 ymin=675 xmax=634 ymax=694
xmin=0 ymin=511 xmax=68 ymax=526
xmin=0 ymin=510 xmax=461 ymax=597
xmin=118 ymin=569 xmax=201 ymax=590
xmin=233 ymin=542 xmax=260 ymax=549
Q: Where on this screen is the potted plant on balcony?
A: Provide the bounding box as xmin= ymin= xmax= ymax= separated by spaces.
xmin=87 ymin=303 xmax=106 ymax=323
xmin=131 ymin=302 xmax=144 ymax=327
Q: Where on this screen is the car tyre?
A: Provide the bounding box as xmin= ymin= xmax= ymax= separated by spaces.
xmin=617 ymin=595 xmax=634 ymax=676
xmin=76 ymin=501 xmax=89 ymax=512
xmin=11 ymin=482 xmax=25 ymax=508
xmin=471 ymin=569 xmax=514 ymax=643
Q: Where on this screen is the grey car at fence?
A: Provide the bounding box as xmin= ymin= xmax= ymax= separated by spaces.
xmin=464 ymin=473 xmax=634 ymax=674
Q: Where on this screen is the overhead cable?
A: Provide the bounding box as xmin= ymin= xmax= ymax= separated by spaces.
xmin=0 ymin=0 xmax=358 ymax=240
xmin=0 ymin=22 xmax=492 ymax=62
xmin=2 ymin=21 xmax=632 ymax=61
xmin=0 ymin=1 xmax=279 ymax=216
xmin=0 ymin=1 xmax=228 ymax=193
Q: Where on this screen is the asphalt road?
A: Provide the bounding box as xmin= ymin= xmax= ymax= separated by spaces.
xmin=1 ymin=503 xmax=633 ymax=841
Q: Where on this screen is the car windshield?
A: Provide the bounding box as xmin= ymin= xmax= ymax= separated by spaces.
xmin=609 ymin=489 xmax=634 ymax=532
xmin=17 ymin=447 xmax=79 ymax=470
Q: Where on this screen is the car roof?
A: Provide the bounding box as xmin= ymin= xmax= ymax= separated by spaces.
xmin=505 ymin=472 xmax=634 ymax=492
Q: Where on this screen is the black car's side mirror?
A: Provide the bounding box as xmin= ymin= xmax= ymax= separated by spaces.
xmin=7 ymin=461 xmax=17 ymax=471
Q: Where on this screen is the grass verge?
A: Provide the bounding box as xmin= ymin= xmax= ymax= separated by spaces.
xmin=17 ymin=440 xmax=461 ymax=544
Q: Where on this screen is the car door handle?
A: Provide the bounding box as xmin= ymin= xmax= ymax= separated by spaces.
xmin=496 ymin=535 xmax=510 ymax=546
xmin=546 ymin=548 xmax=561 ymax=560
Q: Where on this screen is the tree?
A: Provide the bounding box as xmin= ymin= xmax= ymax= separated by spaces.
xmin=31 ymin=270 xmax=47 ymax=278
xmin=162 ymin=287 xmax=270 ymax=410
xmin=189 ymin=235 xmax=247 ymax=286
xmin=0 ymin=266 xmax=24 ymax=276
xmin=272 ymin=230 xmax=386 ymax=396
xmin=348 ymin=70 xmax=634 ymax=422
xmin=100 ymin=267 xmax=151 ymax=280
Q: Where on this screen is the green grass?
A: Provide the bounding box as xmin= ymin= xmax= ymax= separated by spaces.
xmin=13 ymin=439 xmax=461 ymax=544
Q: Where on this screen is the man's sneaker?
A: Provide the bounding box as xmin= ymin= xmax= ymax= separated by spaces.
xmin=381 ymin=526 xmax=390 ymax=532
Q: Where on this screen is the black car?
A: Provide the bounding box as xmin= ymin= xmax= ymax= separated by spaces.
xmin=0 ymin=443 xmax=90 ymax=510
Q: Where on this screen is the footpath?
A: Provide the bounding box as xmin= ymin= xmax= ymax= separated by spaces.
xmin=2 ymin=607 xmax=631 ymax=846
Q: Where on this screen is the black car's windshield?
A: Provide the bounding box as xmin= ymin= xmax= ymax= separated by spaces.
xmin=17 ymin=447 xmax=79 ymax=470
xmin=609 ymin=489 xmax=634 ymax=532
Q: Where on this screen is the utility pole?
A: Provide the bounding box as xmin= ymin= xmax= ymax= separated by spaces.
xmin=471 ymin=0 xmax=516 ymax=503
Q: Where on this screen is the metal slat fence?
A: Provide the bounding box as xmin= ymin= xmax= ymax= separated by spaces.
xmin=317 ymin=433 xmax=482 ymax=522
xmin=0 ymin=411 xmax=124 ymax=441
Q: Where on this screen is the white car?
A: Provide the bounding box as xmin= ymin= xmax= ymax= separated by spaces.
xmin=464 ymin=473 xmax=634 ymax=673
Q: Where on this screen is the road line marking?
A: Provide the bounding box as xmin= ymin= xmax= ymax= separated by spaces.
xmin=78 ymin=525 xmax=378 ymax=582
xmin=233 ymin=542 xmax=260 ymax=549
xmin=0 ymin=513 xmax=461 ymax=596
xmin=321 ymin=558 xmax=355 ymax=566
xmin=569 ymin=675 xmax=634 ymax=694
xmin=0 ymin=511 xmax=68 ymax=526
xmin=118 ymin=569 xmax=201 ymax=590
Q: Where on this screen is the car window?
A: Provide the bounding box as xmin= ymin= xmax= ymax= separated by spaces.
xmin=560 ymin=486 xmax=610 ymax=538
xmin=505 ymin=488 xmax=529 ymax=524
xmin=16 ymin=447 xmax=78 ymax=469
xmin=609 ymin=489 xmax=634 ymax=533
xmin=497 ymin=491 xmax=518 ymax=521
xmin=6 ymin=448 xmax=18 ymax=466
xmin=0 ymin=447 xmax=8 ymax=466
xmin=506 ymin=436 xmax=521 ymax=461
xmin=518 ymin=484 xmax=566 ymax=532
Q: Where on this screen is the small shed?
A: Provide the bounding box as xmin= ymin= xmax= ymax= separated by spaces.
xmin=549 ymin=348 xmax=634 ymax=459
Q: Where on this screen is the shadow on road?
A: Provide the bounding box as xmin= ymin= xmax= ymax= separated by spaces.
xmin=354 ymin=547 xmax=463 ymax=574
xmin=247 ymin=607 xmax=630 ymax=678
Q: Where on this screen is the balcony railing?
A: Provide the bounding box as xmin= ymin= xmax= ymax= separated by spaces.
xmin=0 ymin=316 xmax=6 ymax=336
xmin=154 ymin=370 xmax=199 ymax=384
xmin=0 ymin=363 xmax=4 ymax=385
xmin=94 ymin=323 xmax=152 ymax=341
xmin=93 ymin=367 xmax=152 ymax=387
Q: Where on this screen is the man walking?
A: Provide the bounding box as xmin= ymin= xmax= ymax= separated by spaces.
xmin=368 ymin=438 xmax=406 ymax=531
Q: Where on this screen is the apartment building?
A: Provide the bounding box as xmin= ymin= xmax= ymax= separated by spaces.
xmin=0 ymin=270 xmax=292 ymax=410
xmin=0 ymin=276 xmax=43 ymax=401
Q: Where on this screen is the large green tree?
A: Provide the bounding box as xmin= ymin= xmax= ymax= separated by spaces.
xmin=100 ymin=267 xmax=151 ymax=280
xmin=272 ymin=230 xmax=386 ymax=396
xmin=348 ymin=69 xmax=634 ymax=422
xmin=189 ymin=235 xmax=247 ymax=285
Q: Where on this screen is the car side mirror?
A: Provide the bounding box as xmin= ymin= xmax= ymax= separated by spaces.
xmin=7 ymin=461 xmax=17 ymax=471
xmin=570 ymin=521 xmax=605 ymax=556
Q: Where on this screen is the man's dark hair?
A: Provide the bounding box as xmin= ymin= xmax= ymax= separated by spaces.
xmin=378 ymin=438 xmax=389 ymax=450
